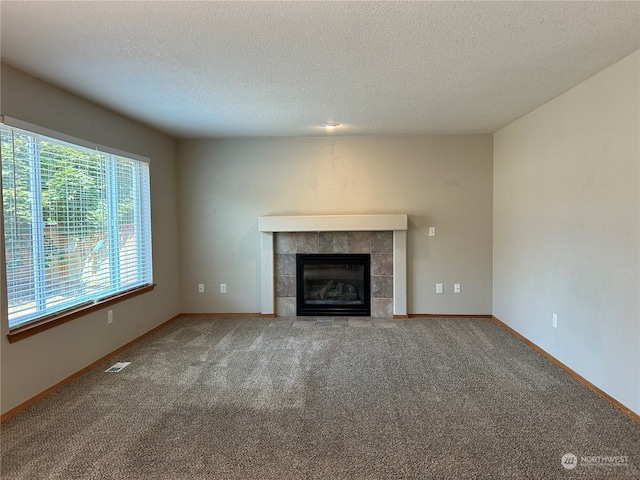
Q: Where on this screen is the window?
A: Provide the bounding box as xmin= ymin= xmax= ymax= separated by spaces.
xmin=1 ymin=118 xmax=152 ymax=330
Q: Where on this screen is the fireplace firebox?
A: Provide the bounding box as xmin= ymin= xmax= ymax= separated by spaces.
xmin=296 ymin=254 xmax=371 ymax=316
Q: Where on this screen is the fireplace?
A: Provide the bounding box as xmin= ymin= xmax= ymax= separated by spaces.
xmin=259 ymin=214 xmax=408 ymax=317
xmin=296 ymin=254 xmax=371 ymax=316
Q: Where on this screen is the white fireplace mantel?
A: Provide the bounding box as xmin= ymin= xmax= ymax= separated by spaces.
xmin=259 ymin=214 xmax=408 ymax=317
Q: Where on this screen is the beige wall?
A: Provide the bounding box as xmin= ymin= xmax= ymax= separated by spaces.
xmin=493 ymin=51 xmax=640 ymax=415
xmin=177 ymin=135 xmax=493 ymax=315
xmin=0 ymin=64 xmax=182 ymax=415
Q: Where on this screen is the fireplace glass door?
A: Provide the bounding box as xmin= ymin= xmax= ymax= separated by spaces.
xmin=296 ymin=254 xmax=371 ymax=316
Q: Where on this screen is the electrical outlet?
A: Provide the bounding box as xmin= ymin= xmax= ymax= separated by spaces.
xmin=454 ymin=283 xmax=461 ymax=293
xmin=107 ymin=310 xmax=113 ymax=324
xmin=198 ymin=283 xmax=205 ymax=293
xmin=435 ymin=283 xmax=443 ymax=294
xmin=220 ymin=283 xmax=227 ymax=294
xmin=553 ymin=313 xmax=558 ymax=328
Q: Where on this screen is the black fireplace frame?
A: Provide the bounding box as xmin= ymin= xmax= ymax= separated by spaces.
xmin=296 ymin=253 xmax=371 ymax=316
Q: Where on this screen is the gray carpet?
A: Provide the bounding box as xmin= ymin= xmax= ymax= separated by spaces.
xmin=1 ymin=317 xmax=639 ymax=479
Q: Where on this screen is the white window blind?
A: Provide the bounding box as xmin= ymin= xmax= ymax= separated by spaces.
xmin=1 ymin=121 xmax=152 ymax=329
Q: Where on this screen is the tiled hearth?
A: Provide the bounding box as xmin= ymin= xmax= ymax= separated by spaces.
xmin=269 ymin=317 xmax=398 ymax=328
xmin=274 ymin=231 xmax=394 ymax=317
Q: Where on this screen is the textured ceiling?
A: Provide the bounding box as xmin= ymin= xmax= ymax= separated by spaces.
xmin=1 ymin=1 xmax=639 ymax=138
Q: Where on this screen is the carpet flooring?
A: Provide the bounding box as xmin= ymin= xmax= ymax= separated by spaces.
xmin=1 ymin=316 xmax=639 ymax=479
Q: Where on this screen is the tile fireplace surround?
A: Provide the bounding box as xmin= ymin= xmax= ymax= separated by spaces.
xmin=259 ymin=215 xmax=408 ymax=317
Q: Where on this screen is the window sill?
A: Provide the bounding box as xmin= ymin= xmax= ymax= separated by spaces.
xmin=6 ymin=284 xmax=156 ymax=344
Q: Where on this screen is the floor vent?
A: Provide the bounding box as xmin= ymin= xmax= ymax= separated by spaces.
xmin=105 ymin=361 xmax=131 ymax=373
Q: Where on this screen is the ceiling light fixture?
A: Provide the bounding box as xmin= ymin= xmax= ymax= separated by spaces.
xmin=320 ymin=123 xmax=339 ymax=129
